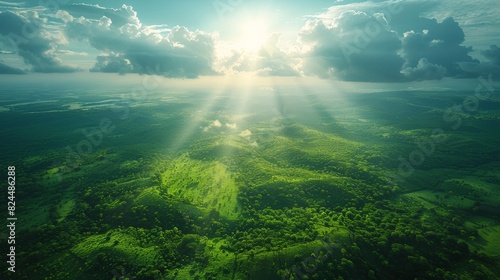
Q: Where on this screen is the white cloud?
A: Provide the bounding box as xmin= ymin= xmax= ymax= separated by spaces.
xmin=54 ymin=10 xmax=73 ymax=23
xmin=401 ymin=58 xmax=446 ymax=80
xmin=62 ymin=5 xmax=217 ymax=77
xmin=0 ymin=0 xmax=497 ymax=80
xmin=0 ymin=1 xmax=21 ymax=5
xmin=239 ymin=129 xmax=252 ymax=138
xmin=216 ymin=33 xmax=298 ymax=76
xmin=62 ymin=3 xmax=141 ymax=28
xmin=203 ymin=119 xmax=225 ymax=132
xmin=213 ymin=120 xmax=222 ymax=127
xmin=226 ymin=123 xmax=237 ymax=129
xmin=55 ymin=50 xmax=88 ymax=56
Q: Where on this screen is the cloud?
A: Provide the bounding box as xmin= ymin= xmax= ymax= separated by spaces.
xmin=239 ymin=129 xmax=252 ymax=138
xmin=482 ymin=45 xmax=500 ymax=65
xmin=459 ymin=61 xmax=500 ymax=76
xmin=212 ymin=120 xmax=222 ymax=127
xmin=458 ymin=45 xmax=500 ymax=76
xmin=226 ymin=123 xmax=237 ymax=129
xmin=54 ymin=10 xmax=73 ymax=23
xmin=401 ymin=58 xmax=446 ymax=81
xmin=423 ymin=0 xmax=500 ymax=52
xmin=239 ymin=129 xmax=257 ymax=147
xmin=0 ymin=62 xmax=25 ymax=74
xmin=296 ymin=0 xmax=485 ymax=81
xmin=61 ymin=3 xmax=141 ymax=28
xmin=54 ymin=50 xmax=88 ymax=56
xmin=0 ymin=1 xmax=24 ymax=8
xmin=0 ymin=10 xmax=80 ymax=73
xmin=298 ymin=10 xmax=405 ymax=82
xmin=62 ymin=5 xmax=217 ymax=78
xmin=90 ymin=52 xmax=132 ymax=74
xmin=203 ymin=119 xmax=223 ymax=132
xmin=0 ymin=0 xmax=495 ymax=81
xmin=255 ymin=34 xmax=300 ymax=77
xmin=216 ymin=33 xmax=298 ymax=76
xmin=399 ymin=17 xmax=477 ymax=78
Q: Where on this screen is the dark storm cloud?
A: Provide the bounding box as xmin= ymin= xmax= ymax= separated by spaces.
xmin=399 ymin=17 xmax=478 ymax=78
xmin=297 ymin=0 xmax=484 ymax=81
xmin=0 ymin=10 xmax=80 ymax=73
xmin=61 ymin=5 xmax=217 ymax=78
xmin=459 ymin=61 xmax=500 ymax=76
xmin=0 ymin=61 xmax=25 ymax=74
xmin=387 ymin=1 xmax=443 ymax=36
xmin=298 ymin=10 xmax=405 ymax=82
xmin=458 ymin=45 xmax=500 ymax=76
xmin=482 ymin=45 xmax=500 ymax=65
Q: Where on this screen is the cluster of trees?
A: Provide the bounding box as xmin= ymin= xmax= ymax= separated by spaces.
xmin=4 ymin=116 xmax=500 ymax=280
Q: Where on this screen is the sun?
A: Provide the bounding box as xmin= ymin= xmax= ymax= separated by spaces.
xmin=237 ymin=17 xmax=270 ymax=51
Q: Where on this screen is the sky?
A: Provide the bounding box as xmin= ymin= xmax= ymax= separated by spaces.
xmin=0 ymin=0 xmax=499 ymax=83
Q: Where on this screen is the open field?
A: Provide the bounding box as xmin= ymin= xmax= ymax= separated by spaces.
xmin=1 ymin=88 xmax=499 ymax=279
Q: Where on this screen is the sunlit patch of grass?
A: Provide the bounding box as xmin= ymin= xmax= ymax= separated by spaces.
xmin=160 ymin=155 xmax=241 ymax=219
xmin=71 ymin=230 xmax=160 ymax=268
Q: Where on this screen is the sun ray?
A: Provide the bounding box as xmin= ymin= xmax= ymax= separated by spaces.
xmin=167 ymin=76 xmax=237 ymax=154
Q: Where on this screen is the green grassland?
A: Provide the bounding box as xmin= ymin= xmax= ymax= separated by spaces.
xmin=0 ymin=88 xmax=499 ymax=279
